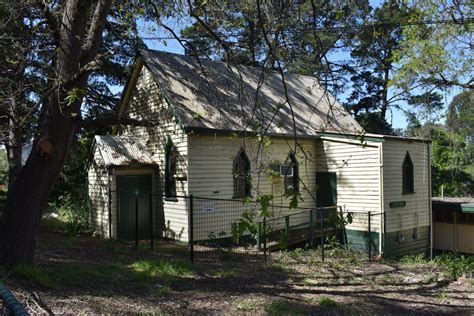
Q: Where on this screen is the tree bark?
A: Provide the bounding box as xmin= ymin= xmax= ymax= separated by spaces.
xmin=6 ymin=95 xmax=23 ymax=188
xmin=0 ymin=0 xmax=113 ymax=265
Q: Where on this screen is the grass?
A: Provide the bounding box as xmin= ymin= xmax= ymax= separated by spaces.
xmin=264 ymin=300 xmax=308 ymax=314
xmin=209 ymin=268 xmax=239 ymax=278
xmin=400 ymin=252 xmax=474 ymax=280
xmin=318 ymin=296 xmax=338 ymax=308
xmin=235 ymin=298 xmax=261 ymax=311
xmin=12 ymin=264 xmax=55 ymax=288
xmin=129 ymin=259 xmax=195 ymax=286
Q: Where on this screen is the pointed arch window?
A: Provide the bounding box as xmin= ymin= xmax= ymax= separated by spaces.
xmin=284 ymin=152 xmax=299 ymax=194
xmin=402 ymin=151 xmax=414 ymax=194
xmin=165 ymin=139 xmax=177 ymax=198
xmin=233 ymin=148 xmax=251 ymax=198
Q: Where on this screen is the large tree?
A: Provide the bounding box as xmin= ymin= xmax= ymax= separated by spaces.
xmin=0 ymin=0 xmax=156 ymax=265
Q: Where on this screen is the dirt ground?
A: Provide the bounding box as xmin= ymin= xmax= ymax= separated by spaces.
xmin=2 ymin=226 xmax=473 ymax=315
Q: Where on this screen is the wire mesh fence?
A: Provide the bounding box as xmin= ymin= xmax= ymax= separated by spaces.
xmin=107 ymin=190 xmax=385 ymax=263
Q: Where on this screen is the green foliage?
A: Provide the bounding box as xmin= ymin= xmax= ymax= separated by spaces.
xmin=129 ymin=259 xmax=194 ymax=286
xmin=231 ymin=194 xmax=273 ymax=243
xmin=51 ymin=194 xmax=90 ymax=235
xmin=400 ymin=253 xmax=474 ymax=280
xmin=0 ymin=149 xmax=8 ymax=185
xmin=318 ymin=296 xmax=337 ymax=308
xmin=12 ymin=264 xmax=55 ymax=288
xmin=392 ymin=1 xmax=473 ymax=91
xmin=264 ymin=300 xmax=308 ymax=314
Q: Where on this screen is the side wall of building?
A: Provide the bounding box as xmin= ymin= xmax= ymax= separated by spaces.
xmin=383 ymin=140 xmax=430 ymax=257
xmin=187 ymin=135 xmax=318 ymax=241
xmin=121 ymin=66 xmax=189 ymax=241
xmin=315 ymin=137 xmax=383 ymax=253
xmin=87 ymin=146 xmax=110 ymax=237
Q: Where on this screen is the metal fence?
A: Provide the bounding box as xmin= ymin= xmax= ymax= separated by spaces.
xmin=110 ymin=190 xmax=385 ymax=263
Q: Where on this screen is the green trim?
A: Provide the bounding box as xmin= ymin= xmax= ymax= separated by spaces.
xmin=346 ymin=229 xmax=380 ymax=254
xmin=317 ymin=131 xmax=385 ymax=143
xmin=461 ymin=204 xmax=474 ymax=213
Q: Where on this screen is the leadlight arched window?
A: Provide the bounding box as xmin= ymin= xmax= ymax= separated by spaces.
xmin=402 ymin=151 xmax=414 ymax=194
xmin=164 ymin=139 xmax=177 ymax=198
xmin=284 ymin=152 xmax=299 ymax=194
xmin=233 ymin=148 xmax=251 ymax=198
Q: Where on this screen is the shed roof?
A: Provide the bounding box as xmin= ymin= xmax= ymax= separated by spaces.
xmin=94 ymin=135 xmax=154 ymax=167
xmin=136 ymin=49 xmax=363 ymax=137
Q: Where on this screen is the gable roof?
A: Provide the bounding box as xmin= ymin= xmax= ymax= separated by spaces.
xmin=132 ymin=49 xmax=363 ymax=137
xmin=93 ymin=135 xmax=154 ymax=167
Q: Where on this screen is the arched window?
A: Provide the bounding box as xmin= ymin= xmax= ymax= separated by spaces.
xmin=402 ymin=151 xmax=414 ymax=194
xmin=284 ymin=152 xmax=299 ymax=194
xmin=165 ymin=139 xmax=177 ymax=198
xmin=233 ymin=148 xmax=251 ymax=198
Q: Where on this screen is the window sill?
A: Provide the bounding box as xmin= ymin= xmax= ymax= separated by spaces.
xmin=402 ymin=191 xmax=416 ymax=195
xmin=164 ymin=197 xmax=179 ymax=202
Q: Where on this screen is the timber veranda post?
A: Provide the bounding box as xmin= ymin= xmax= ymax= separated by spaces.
xmin=149 ymin=192 xmax=153 ymax=251
xmin=189 ymin=194 xmax=194 ymax=263
xmin=108 ymin=186 xmax=112 ymax=239
xmin=135 ymin=190 xmax=139 ymax=247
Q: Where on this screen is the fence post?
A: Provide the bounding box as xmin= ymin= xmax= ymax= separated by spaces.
xmin=285 ymin=215 xmax=290 ymax=244
xmin=263 ymin=216 xmax=267 ymax=262
xmin=368 ymin=211 xmax=372 ymax=262
xmin=257 ymin=222 xmax=262 ymax=251
xmin=135 ymin=190 xmax=139 ymax=247
xmin=149 ymin=192 xmax=154 ymax=251
xmin=108 ymin=187 xmax=112 ymax=239
xmin=189 ymin=194 xmax=194 ymax=263
xmin=309 ymin=209 xmax=314 ymax=247
xmin=320 ymin=208 xmax=324 ymax=262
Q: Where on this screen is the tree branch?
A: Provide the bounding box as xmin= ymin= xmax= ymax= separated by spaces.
xmin=36 ymin=0 xmax=60 ymax=45
xmin=80 ymin=114 xmax=157 ymax=129
xmin=81 ymin=0 xmax=113 ymax=63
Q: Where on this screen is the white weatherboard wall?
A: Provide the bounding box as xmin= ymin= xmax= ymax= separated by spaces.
xmin=121 ymin=66 xmax=189 ymax=241
xmin=88 ymin=145 xmax=110 ymax=237
xmin=315 ymin=138 xmax=383 ymax=233
xmin=383 ymin=140 xmax=430 ymax=233
xmin=188 ymin=135 xmax=318 ymax=241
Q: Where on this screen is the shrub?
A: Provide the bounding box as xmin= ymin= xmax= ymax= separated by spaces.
xmin=54 ymin=195 xmax=89 ymax=235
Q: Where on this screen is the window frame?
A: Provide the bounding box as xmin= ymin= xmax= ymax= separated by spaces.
xmin=164 ymin=138 xmax=177 ymax=199
xmin=402 ymin=151 xmax=415 ymax=194
xmin=284 ymin=152 xmax=299 ymax=195
xmin=233 ymin=148 xmax=251 ymax=198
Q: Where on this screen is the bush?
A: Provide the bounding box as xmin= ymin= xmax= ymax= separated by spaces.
xmin=53 ymin=195 xmax=89 ymax=235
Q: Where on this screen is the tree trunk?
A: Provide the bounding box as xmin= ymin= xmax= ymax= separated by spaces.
xmin=0 ymin=95 xmax=80 ymax=265
xmin=380 ymin=66 xmax=390 ymax=121
xmin=6 ymin=95 xmax=23 ymax=188
xmin=0 ymin=0 xmax=113 ymax=265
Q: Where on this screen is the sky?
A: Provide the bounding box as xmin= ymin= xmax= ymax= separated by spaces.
xmin=130 ymin=6 xmax=460 ymax=131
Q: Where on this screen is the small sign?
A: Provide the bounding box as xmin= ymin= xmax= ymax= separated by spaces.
xmin=390 ymin=201 xmax=406 ymax=208
xmin=202 ymin=202 xmax=214 ymax=212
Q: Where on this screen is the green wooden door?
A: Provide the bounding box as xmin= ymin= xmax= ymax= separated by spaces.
xmin=316 ymin=172 xmax=337 ymax=207
xmin=117 ymin=174 xmax=152 ymax=241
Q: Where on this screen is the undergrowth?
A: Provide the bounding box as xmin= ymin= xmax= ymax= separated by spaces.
xmin=400 ymin=252 xmax=474 ymax=279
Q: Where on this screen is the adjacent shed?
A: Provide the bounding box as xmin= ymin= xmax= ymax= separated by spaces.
xmin=432 ymin=197 xmax=474 ymax=254
xmin=87 ymin=135 xmax=162 ymax=240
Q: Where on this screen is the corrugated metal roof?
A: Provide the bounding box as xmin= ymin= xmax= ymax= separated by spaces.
xmin=139 ymin=49 xmax=363 ymax=136
xmin=94 ymin=135 xmax=155 ymax=167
